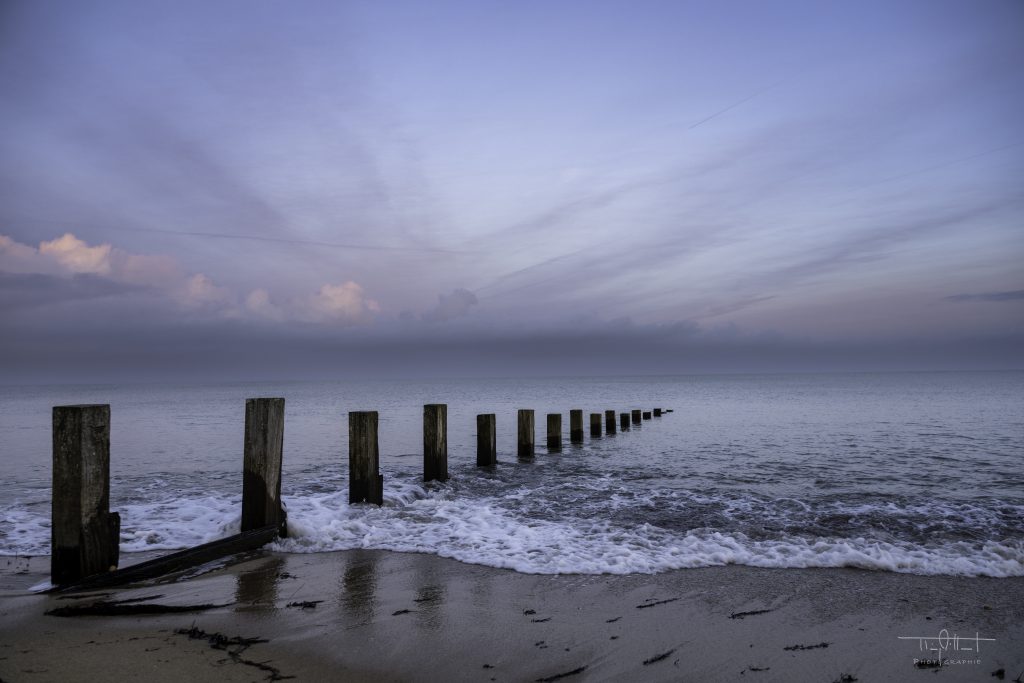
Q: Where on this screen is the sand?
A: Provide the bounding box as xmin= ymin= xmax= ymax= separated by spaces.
xmin=2 ymin=549 xmax=1022 ymax=682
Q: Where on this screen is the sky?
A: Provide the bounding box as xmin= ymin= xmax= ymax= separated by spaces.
xmin=1 ymin=0 xmax=1022 ymax=381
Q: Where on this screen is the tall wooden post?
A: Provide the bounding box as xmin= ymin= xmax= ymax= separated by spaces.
xmin=604 ymin=409 xmax=616 ymax=434
xmin=620 ymin=412 xmax=630 ymax=431
xmin=589 ymin=413 xmax=601 ymax=437
xmin=349 ymin=411 xmax=383 ymax=505
xmin=477 ymin=414 xmax=496 ymax=466
xmin=631 ymin=409 xmax=642 ymax=425
xmin=569 ymin=409 xmax=584 ymax=443
xmin=242 ymin=398 xmax=286 ymax=537
xmin=517 ymin=409 xmax=535 ymax=458
xmin=654 ymin=408 xmax=662 ymax=417
xmin=547 ymin=413 xmax=562 ymax=452
xmin=643 ymin=411 xmax=652 ymax=420
xmin=52 ymin=404 xmax=120 ymax=585
xmin=423 ymin=404 xmax=448 ymax=482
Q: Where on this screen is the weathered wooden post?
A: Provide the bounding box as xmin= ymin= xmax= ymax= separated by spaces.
xmin=349 ymin=411 xmax=383 ymax=505
xmin=590 ymin=413 xmax=602 ymax=437
xmin=604 ymin=409 xmax=616 ymax=434
xmin=423 ymin=404 xmax=448 ymax=482
xmin=620 ymin=412 xmax=630 ymax=431
xmin=517 ymin=409 xmax=535 ymax=458
xmin=547 ymin=413 xmax=562 ymax=452
xmin=643 ymin=411 xmax=652 ymax=420
xmin=654 ymin=408 xmax=662 ymax=417
xmin=569 ymin=409 xmax=584 ymax=444
xmin=631 ymin=409 xmax=642 ymax=425
xmin=477 ymin=414 xmax=497 ymax=466
xmin=242 ymin=398 xmax=286 ymax=537
xmin=52 ymin=404 xmax=120 ymax=585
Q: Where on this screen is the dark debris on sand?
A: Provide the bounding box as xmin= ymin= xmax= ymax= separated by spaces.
xmin=636 ymin=597 xmax=679 ymax=609
xmin=285 ymin=600 xmax=322 ymax=610
xmin=783 ymin=642 xmax=830 ymax=651
xmin=831 ymin=675 xmax=858 ymax=683
xmin=175 ymin=626 xmax=292 ymax=681
xmin=642 ymin=649 xmax=676 ymax=666
xmin=729 ymin=608 xmax=774 ymax=620
xmin=535 ymin=665 xmax=587 ymax=682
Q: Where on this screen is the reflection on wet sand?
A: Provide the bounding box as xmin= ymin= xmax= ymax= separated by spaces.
xmin=411 ymin=553 xmax=446 ymax=631
xmin=234 ymin=554 xmax=286 ymax=610
xmin=340 ymin=550 xmax=378 ymax=624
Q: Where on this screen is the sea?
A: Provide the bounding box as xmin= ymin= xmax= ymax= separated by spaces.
xmin=1 ymin=372 xmax=1022 ymax=578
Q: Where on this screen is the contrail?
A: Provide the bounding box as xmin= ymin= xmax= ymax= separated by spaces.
xmin=687 ymin=79 xmax=785 ymax=130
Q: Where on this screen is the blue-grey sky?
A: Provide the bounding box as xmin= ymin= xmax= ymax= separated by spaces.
xmin=1 ymin=0 xmax=1022 ymax=379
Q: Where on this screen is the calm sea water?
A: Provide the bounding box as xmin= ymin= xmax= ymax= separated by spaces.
xmin=1 ymin=373 xmax=1022 ymax=577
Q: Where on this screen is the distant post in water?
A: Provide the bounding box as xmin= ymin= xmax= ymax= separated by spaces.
xmin=242 ymin=398 xmax=287 ymax=537
xmin=547 ymin=413 xmax=562 ymax=452
xmin=590 ymin=412 xmax=602 ymax=437
xmin=423 ymin=404 xmax=448 ymax=482
xmin=477 ymin=414 xmax=497 ymax=466
xmin=654 ymin=408 xmax=662 ymax=417
xmin=569 ymin=409 xmax=584 ymax=444
xmin=52 ymin=404 xmax=120 ymax=585
xmin=620 ymin=412 xmax=630 ymax=431
xmin=604 ymin=409 xmax=616 ymax=434
xmin=643 ymin=411 xmax=652 ymax=420
xmin=631 ymin=409 xmax=642 ymax=425
xmin=517 ymin=409 xmax=535 ymax=458
xmin=349 ymin=411 xmax=383 ymax=505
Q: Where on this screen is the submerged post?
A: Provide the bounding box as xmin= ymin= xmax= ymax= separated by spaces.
xmin=654 ymin=408 xmax=662 ymax=417
xmin=517 ymin=409 xmax=535 ymax=458
xmin=547 ymin=413 xmax=562 ymax=452
xmin=643 ymin=411 xmax=652 ymax=420
xmin=52 ymin=404 xmax=120 ymax=585
xmin=590 ymin=412 xmax=602 ymax=437
xmin=631 ymin=409 xmax=642 ymax=425
xmin=569 ymin=409 xmax=584 ymax=444
xmin=423 ymin=404 xmax=448 ymax=482
xmin=477 ymin=414 xmax=497 ymax=466
xmin=242 ymin=398 xmax=286 ymax=537
xmin=349 ymin=411 xmax=383 ymax=505
xmin=605 ymin=409 xmax=616 ymax=434
xmin=620 ymin=412 xmax=630 ymax=431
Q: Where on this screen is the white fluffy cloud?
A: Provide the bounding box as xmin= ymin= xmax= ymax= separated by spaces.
xmin=1 ymin=232 xmax=380 ymax=325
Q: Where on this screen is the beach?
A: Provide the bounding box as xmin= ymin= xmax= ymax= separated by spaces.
xmin=2 ymin=549 xmax=1022 ymax=682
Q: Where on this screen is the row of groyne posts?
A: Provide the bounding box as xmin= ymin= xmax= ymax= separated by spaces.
xmin=49 ymin=402 xmax=672 ymax=588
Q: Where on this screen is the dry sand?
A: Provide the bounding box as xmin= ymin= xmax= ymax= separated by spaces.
xmin=1 ymin=549 xmax=1022 ymax=682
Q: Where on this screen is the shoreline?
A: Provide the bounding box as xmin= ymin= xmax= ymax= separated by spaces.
xmin=3 ymin=549 xmax=1023 ymax=681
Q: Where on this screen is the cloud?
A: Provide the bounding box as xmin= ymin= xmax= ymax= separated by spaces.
xmin=305 ymin=281 xmax=380 ymax=324
xmin=945 ymin=290 xmax=1024 ymax=302
xmin=423 ymin=288 xmax=478 ymax=322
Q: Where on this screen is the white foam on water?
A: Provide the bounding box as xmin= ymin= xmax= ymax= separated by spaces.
xmin=273 ymin=483 xmax=1024 ymax=578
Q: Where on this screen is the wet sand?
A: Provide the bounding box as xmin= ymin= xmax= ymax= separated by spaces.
xmin=2 ymin=550 xmax=1022 ymax=682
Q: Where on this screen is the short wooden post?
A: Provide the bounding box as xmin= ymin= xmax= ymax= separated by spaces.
xmin=569 ymin=409 xmax=584 ymax=443
xmin=242 ymin=398 xmax=286 ymax=537
xmin=349 ymin=411 xmax=383 ymax=505
xmin=423 ymin=404 xmax=448 ymax=482
xmin=620 ymin=412 xmax=630 ymax=431
xmin=643 ymin=411 xmax=652 ymax=420
xmin=52 ymin=405 xmax=120 ymax=585
xmin=590 ymin=413 xmax=602 ymax=437
xmin=547 ymin=413 xmax=562 ymax=451
xmin=477 ymin=414 xmax=496 ymax=466
xmin=604 ymin=409 xmax=616 ymax=434
xmin=517 ymin=409 xmax=535 ymax=458
xmin=654 ymin=408 xmax=662 ymax=417
xmin=631 ymin=409 xmax=642 ymax=425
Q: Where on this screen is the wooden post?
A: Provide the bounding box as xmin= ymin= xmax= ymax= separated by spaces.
xmin=654 ymin=408 xmax=662 ymax=417
xmin=666 ymin=408 xmax=674 ymax=413
xmin=589 ymin=412 xmax=602 ymax=437
xmin=242 ymin=398 xmax=286 ymax=537
xmin=546 ymin=413 xmax=562 ymax=451
xmin=477 ymin=414 xmax=496 ymax=466
xmin=569 ymin=409 xmax=584 ymax=443
xmin=517 ymin=409 xmax=535 ymax=458
xmin=423 ymin=404 xmax=448 ymax=482
xmin=620 ymin=412 xmax=630 ymax=431
xmin=604 ymin=409 xmax=616 ymax=434
xmin=52 ymin=405 xmax=120 ymax=585
xmin=643 ymin=411 xmax=652 ymax=420
xmin=631 ymin=409 xmax=642 ymax=425
xmin=349 ymin=411 xmax=383 ymax=505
